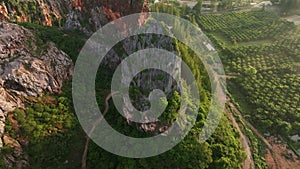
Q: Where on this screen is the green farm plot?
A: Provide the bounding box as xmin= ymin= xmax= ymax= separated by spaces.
xmin=197 ymin=10 xmax=300 ymax=145
xmin=198 ymin=11 xmax=296 ymax=43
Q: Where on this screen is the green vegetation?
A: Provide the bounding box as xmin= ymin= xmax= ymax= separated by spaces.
xmin=84 ymin=15 xmax=246 ymax=168
xmin=226 ymin=100 xmax=269 ymax=169
xmin=150 ymin=1 xmax=187 ymax=16
xmin=198 ymin=11 xmax=295 ymax=43
xmin=4 ymin=94 xmax=85 ymax=168
xmin=86 ymin=115 xmax=246 ymax=169
xmin=158 ymin=91 xmax=181 ymax=123
xmin=3 ymin=0 xmax=67 ymax=26
xmin=4 ymin=4 xmax=294 ymax=169
xmin=6 ymin=96 xmax=74 ymax=142
xmin=197 ymin=10 xmax=300 ymax=147
xmin=1 ymin=3 xmax=247 ymax=169
xmin=0 ymin=22 xmax=87 ymax=168
xmin=89 ymin=66 xmax=245 ymax=169
xmin=193 ymin=0 xmax=203 ymax=13
xmin=18 ymin=22 xmax=86 ymax=62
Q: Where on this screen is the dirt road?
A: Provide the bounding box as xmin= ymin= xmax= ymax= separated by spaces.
xmin=225 ymin=108 xmax=255 ymax=169
xmin=81 ymin=92 xmax=116 ymax=169
xmin=227 ymin=101 xmax=273 ymax=151
xmin=227 ymin=99 xmax=300 ymax=169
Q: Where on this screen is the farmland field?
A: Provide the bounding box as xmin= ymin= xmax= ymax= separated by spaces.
xmin=197 ymin=10 xmax=300 ymax=145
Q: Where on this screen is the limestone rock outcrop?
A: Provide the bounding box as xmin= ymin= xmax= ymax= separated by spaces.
xmin=0 ymin=22 xmax=73 ymax=146
xmin=0 ymin=0 xmax=149 ymax=33
xmin=0 ymin=0 xmax=71 ymax=26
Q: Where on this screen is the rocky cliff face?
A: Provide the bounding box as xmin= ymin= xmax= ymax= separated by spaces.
xmin=99 ymin=19 xmax=180 ymax=134
xmin=65 ymin=0 xmax=149 ymax=33
xmin=0 ymin=22 xmax=73 ymax=150
xmin=0 ymin=0 xmax=71 ymax=26
xmin=0 ymin=0 xmax=148 ymax=33
xmin=0 ymin=1 xmax=173 ymax=168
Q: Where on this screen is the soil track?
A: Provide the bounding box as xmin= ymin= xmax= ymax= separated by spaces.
xmin=225 ymin=108 xmax=255 ymax=169
xmin=80 ymin=90 xmax=300 ymax=169
xmin=81 ymin=92 xmax=116 ymax=169
xmin=265 ymin=136 xmax=300 ymax=169
xmin=227 ymin=101 xmax=273 ymax=150
xmin=227 ymin=98 xmax=300 ymax=169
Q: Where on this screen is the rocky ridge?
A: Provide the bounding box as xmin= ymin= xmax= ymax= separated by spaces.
xmin=65 ymin=0 xmax=149 ymax=33
xmin=106 ymin=20 xmax=180 ymax=134
xmin=0 ymin=0 xmax=71 ymax=26
xmin=0 ymin=0 xmax=149 ymax=33
xmin=0 ymin=1 xmax=177 ymax=167
xmin=0 ymin=22 xmax=73 ymax=152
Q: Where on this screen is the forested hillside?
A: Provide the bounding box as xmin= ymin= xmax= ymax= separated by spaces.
xmin=197 ymin=10 xmax=299 ymax=139
xmin=0 ymin=0 xmax=299 ymax=169
xmin=196 ymin=8 xmax=300 ymax=169
xmin=0 ymin=1 xmax=249 ymax=169
xmin=152 ymin=1 xmax=300 ymax=167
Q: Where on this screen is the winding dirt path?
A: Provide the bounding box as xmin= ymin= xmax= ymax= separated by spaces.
xmin=225 ymin=108 xmax=255 ymax=169
xmin=215 ymin=73 xmax=255 ymax=169
xmin=227 ymin=101 xmax=273 ymax=151
xmin=81 ymin=92 xmax=116 ymax=169
xmin=227 ymin=98 xmax=281 ymax=169
xmin=80 ymin=88 xmax=299 ymax=169
xmin=226 ymin=99 xmax=282 ymax=169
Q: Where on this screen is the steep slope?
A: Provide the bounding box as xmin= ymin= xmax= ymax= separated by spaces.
xmin=0 ymin=0 xmax=70 ymax=26
xmin=0 ymin=0 xmax=148 ymax=33
xmin=0 ymin=22 xmax=73 ymax=150
xmin=0 ymin=2 xmax=249 ymax=169
xmin=65 ymin=0 xmax=149 ymax=33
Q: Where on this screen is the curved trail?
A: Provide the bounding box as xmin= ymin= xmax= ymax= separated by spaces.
xmin=82 ymin=92 xmax=116 ymax=169
xmin=214 ymin=73 xmax=255 ymax=169
xmin=227 ymin=101 xmax=273 ymax=150
xmin=225 ymin=108 xmax=255 ymax=169
xmin=80 ymin=89 xmax=280 ymax=169
xmin=215 ymin=74 xmax=255 ymax=169
xmin=227 ymin=100 xmax=281 ymax=169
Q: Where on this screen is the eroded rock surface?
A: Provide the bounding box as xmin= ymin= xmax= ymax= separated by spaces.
xmin=0 ymin=0 xmax=149 ymax=33
xmin=0 ymin=0 xmax=71 ymax=26
xmin=0 ymin=22 xmax=73 ymax=148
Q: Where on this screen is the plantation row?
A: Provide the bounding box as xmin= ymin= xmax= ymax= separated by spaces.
xmin=224 ymin=42 xmax=299 ymax=136
xmin=237 ymin=72 xmax=300 ymax=135
xmin=222 ymin=20 xmax=295 ymax=43
xmin=276 ymin=39 xmax=300 ymax=60
xmin=227 ymin=46 xmax=299 ymax=137
xmin=199 ymin=11 xmax=290 ymax=31
xmin=226 ymin=54 xmax=295 ymax=74
xmin=198 ymin=11 xmax=295 ymax=43
xmin=198 ymin=11 xmax=273 ymax=31
xmin=224 ymin=40 xmax=299 ymax=61
xmin=199 ymin=11 xmax=300 ymax=139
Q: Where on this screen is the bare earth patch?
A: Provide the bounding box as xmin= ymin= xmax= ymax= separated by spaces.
xmin=265 ymin=136 xmax=300 ymax=169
